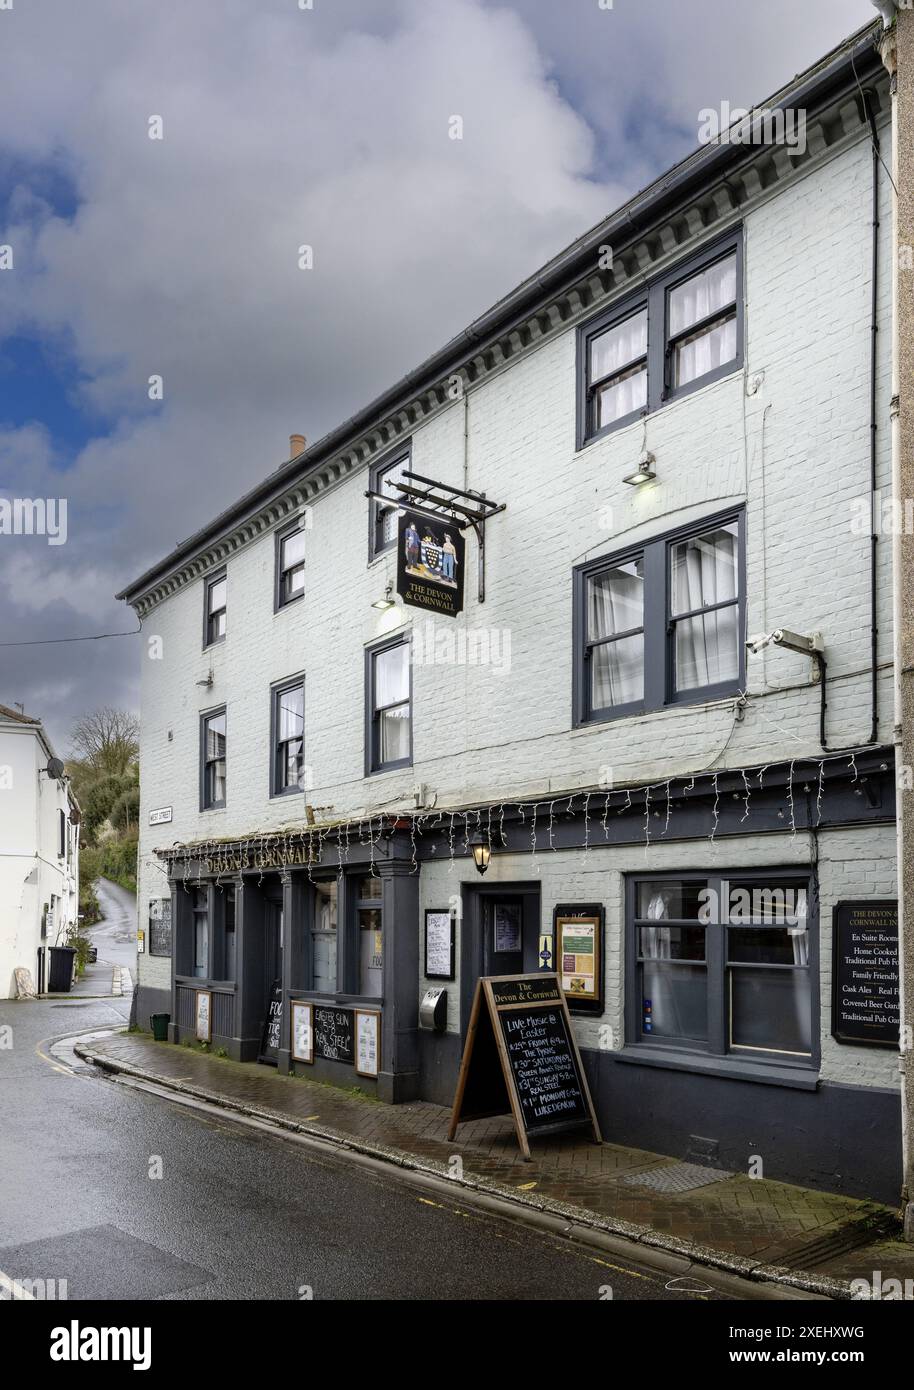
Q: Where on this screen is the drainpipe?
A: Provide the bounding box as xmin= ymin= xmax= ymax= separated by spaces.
xmin=860 ymin=87 xmax=881 ymax=748
xmin=874 ymin=0 xmax=914 ymax=1241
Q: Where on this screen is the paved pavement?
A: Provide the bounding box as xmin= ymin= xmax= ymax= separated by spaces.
xmin=0 ymin=998 xmax=732 ymax=1301
xmin=44 ymin=876 xmax=136 ymax=1000
xmin=79 ymin=1031 xmax=914 ymax=1297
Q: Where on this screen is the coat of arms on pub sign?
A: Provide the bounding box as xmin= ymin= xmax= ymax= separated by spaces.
xmin=396 ymin=507 xmax=465 ymax=617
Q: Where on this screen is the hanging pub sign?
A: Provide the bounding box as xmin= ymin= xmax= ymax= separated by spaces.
xmin=832 ymin=899 xmax=900 ymax=1047
xmin=554 ymin=903 xmax=604 ymax=1015
xmin=258 ymin=979 xmax=283 ymax=1065
xmin=397 ymin=507 xmax=464 ymax=617
xmin=448 ymin=974 xmax=601 ymax=1161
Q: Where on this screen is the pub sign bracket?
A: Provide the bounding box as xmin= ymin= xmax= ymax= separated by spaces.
xmin=364 ymin=469 xmax=506 ymax=603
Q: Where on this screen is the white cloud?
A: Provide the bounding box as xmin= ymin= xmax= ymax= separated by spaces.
xmin=0 ymin=0 xmax=878 ymax=747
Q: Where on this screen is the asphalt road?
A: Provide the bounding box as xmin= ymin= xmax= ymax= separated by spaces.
xmin=89 ymin=877 xmax=138 ymax=974
xmin=0 ymin=997 xmax=733 ymax=1301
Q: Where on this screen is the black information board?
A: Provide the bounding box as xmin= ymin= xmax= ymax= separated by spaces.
xmin=498 ymin=998 xmax=591 ymax=1133
xmin=832 ymin=900 xmax=899 ymax=1047
xmin=312 ymin=1005 xmax=355 ymax=1064
xmin=258 ymin=980 xmax=283 ymax=1065
xmin=149 ymin=899 xmax=172 ymax=957
xmin=449 ymin=974 xmax=600 ymax=1159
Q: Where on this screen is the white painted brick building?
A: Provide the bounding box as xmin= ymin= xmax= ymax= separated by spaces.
xmin=0 ymin=704 xmax=80 ymax=999
xmin=120 ymin=24 xmax=902 ymax=1201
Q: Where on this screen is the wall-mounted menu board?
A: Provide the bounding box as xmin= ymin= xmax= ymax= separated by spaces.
xmin=448 ymin=974 xmax=601 ymax=1160
xmin=356 ymin=1009 xmax=381 ymax=1078
xmin=425 ymin=909 xmax=455 ymax=980
xmin=291 ymin=1000 xmax=313 ymax=1063
xmin=312 ymin=1004 xmax=355 ymax=1064
xmin=554 ymin=903 xmax=604 ymax=1014
xmin=832 ymin=899 xmax=900 ymax=1047
xmin=195 ymin=988 xmax=211 ymax=1043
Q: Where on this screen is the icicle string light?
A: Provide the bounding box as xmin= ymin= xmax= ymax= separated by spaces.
xmin=156 ymin=751 xmax=874 ymax=880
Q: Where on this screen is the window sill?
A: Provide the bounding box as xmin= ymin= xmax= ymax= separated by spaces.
xmin=613 ymin=1045 xmax=819 ymax=1091
xmin=571 ymin=690 xmax=739 ymax=733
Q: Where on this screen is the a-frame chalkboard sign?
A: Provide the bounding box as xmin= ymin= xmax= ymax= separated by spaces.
xmin=447 ymin=973 xmax=601 ymax=1160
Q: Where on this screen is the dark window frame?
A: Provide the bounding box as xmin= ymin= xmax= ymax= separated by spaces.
xmin=368 ymin=442 xmax=411 ymax=561
xmin=572 ymin=507 xmax=746 ymax=727
xmin=58 ymin=808 xmax=66 ymax=859
xmin=270 ymin=674 xmax=305 ymax=799
xmin=295 ymin=870 xmax=387 ymax=1003
xmin=576 ymin=228 xmax=743 ymax=449
xmin=274 ymin=518 xmax=306 ymax=612
xmin=203 ymin=568 xmax=227 ymax=649
xmin=199 ymin=705 xmax=227 ymax=811
xmin=623 ymin=868 xmax=819 ymax=1072
xmin=364 ymin=631 xmax=412 ymax=775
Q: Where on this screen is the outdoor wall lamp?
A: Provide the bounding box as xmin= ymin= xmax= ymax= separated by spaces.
xmin=469 ymin=830 xmax=491 ymax=875
xmin=371 ymin=582 xmax=395 ymax=611
xmin=622 ymin=451 xmax=657 ymax=487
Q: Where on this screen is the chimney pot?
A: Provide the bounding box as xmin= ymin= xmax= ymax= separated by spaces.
xmin=289 ymin=433 xmax=306 ymax=458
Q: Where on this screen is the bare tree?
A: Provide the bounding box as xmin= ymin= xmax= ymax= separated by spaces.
xmin=69 ymin=707 xmax=139 ymax=776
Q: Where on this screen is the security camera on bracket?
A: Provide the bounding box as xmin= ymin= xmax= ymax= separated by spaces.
xmin=745 ymin=629 xmax=828 ymax=748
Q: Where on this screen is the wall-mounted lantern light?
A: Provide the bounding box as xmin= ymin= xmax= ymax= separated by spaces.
xmin=469 ymin=830 xmax=491 ymax=876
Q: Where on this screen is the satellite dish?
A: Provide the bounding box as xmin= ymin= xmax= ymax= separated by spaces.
xmin=46 ymin=757 xmax=65 ymax=781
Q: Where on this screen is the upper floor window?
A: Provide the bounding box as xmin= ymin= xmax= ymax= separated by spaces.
xmin=200 ymin=708 xmax=226 ymax=810
xmin=577 ymin=230 xmax=742 ymax=447
xmin=573 ymin=510 xmax=744 ymax=725
xmin=204 ymin=571 xmax=226 ymax=647
xmin=369 ymin=448 xmax=409 ymax=559
xmin=365 ymin=635 xmax=411 ymax=773
xmin=58 ymin=809 xmax=66 ymax=859
xmin=271 ymin=677 xmax=304 ymax=797
xmin=275 ymin=520 xmax=306 ymax=610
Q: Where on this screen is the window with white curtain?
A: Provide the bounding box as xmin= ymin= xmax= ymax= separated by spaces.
xmin=585 ymin=557 xmax=644 ymax=715
xmin=667 ymin=252 xmax=738 ymax=390
xmin=367 ymin=636 xmax=411 ymax=771
xmin=578 ymin=230 xmax=741 ymax=446
xmin=574 ymin=511 xmax=743 ymax=723
xmin=629 ymin=873 xmax=814 ymax=1062
xmin=272 ymin=677 xmax=305 ymax=796
xmin=589 ymin=307 xmax=648 ymax=431
xmin=669 ymin=522 xmax=740 ymax=694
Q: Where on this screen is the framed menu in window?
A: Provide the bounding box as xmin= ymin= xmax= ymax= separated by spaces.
xmin=195 ymin=988 xmax=212 ymax=1042
xmin=291 ymin=1000 xmax=314 ymax=1063
xmin=355 ymin=1008 xmax=381 ymax=1078
xmin=424 ymin=908 xmax=455 ymax=980
xmin=554 ymin=904 xmax=604 ymax=1015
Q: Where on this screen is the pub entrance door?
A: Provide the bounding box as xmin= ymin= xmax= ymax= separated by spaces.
xmin=460 ymin=884 xmax=541 ymax=1041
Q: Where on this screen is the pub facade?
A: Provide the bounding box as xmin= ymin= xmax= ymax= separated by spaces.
xmin=119 ymin=24 xmax=903 ymax=1202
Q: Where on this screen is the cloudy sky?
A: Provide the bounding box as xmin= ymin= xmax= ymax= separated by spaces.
xmin=0 ymin=0 xmax=875 ymax=752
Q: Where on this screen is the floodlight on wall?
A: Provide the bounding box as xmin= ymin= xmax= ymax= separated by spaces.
xmin=372 ymin=582 xmax=396 ymax=611
xmin=622 ymin=451 xmax=657 ymax=487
